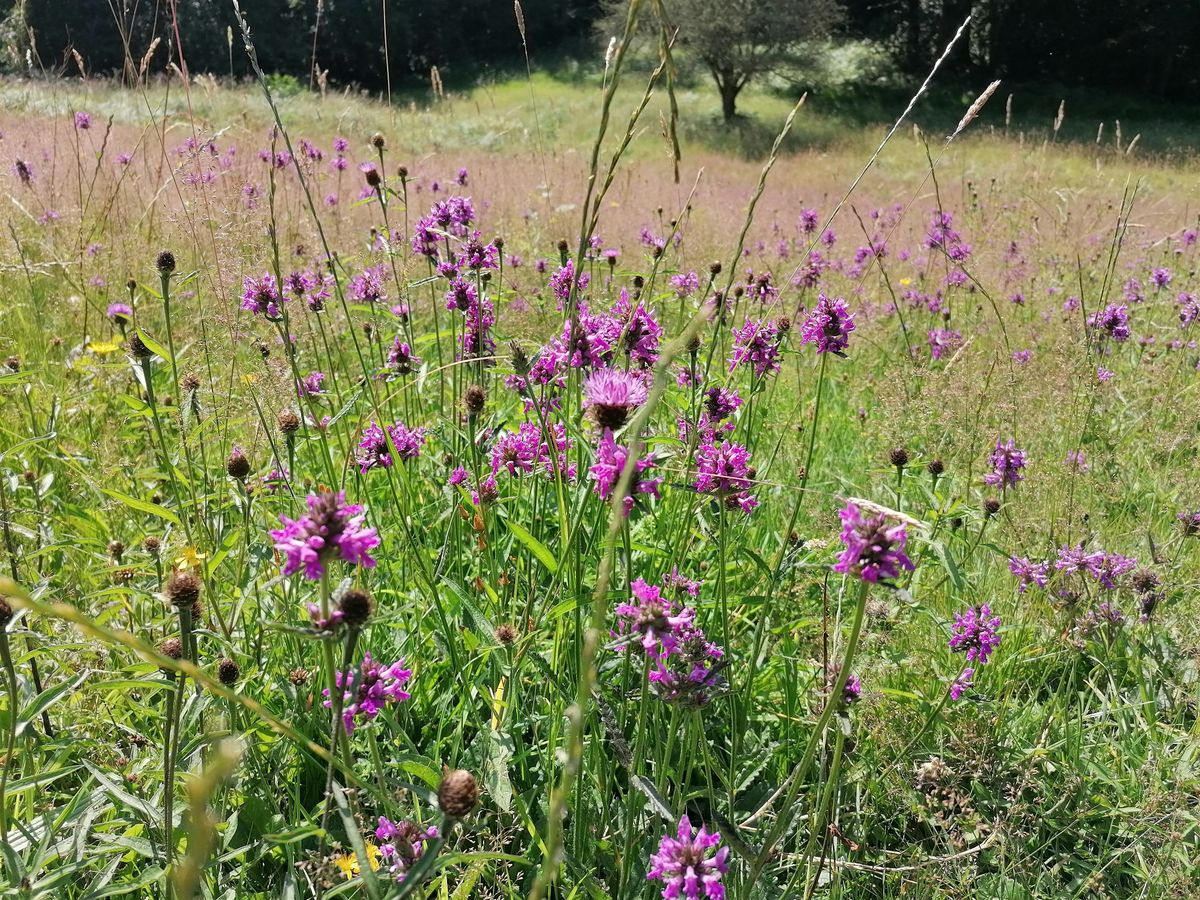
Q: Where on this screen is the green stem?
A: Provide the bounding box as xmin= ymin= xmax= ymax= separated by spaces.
xmin=749 ymin=578 xmax=869 ymax=881
xmin=0 ymin=633 xmax=18 ymax=843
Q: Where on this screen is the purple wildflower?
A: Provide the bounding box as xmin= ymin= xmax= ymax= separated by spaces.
xmin=728 ymin=319 xmax=783 ymax=378
xmin=240 ymin=273 xmax=285 ymax=318
xmin=374 ymin=818 xmax=438 ymax=883
xmin=584 ymin=368 xmax=648 ymax=430
xmin=1087 ymin=303 xmax=1130 ymax=342
xmin=614 ymin=579 xmax=692 ymax=656
xmin=949 ymin=603 xmax=1002 ymax=665
xmin=549 ymin=260 xmax=588 ymax=309
xmin=1054 ymin=545 xmax=1136 ymax=590
xmin=589 ymin=430 xmax=662 ymax=516
xmin=107 ymin=302 xmax=133 ymax=326
xmin=74 ymin=111 xmax=91 ymax=130
xmin=984 ymin=438 xmax=1027 ymax=488
xmin=949 ymin=668 xmax=975 ymax=700
xmin=927 ymin=328 xmax=962 ymax=360
xmin=323 ymin=652 xmax=411 ymax=733
xmin=356 ymin=421 xmax=427 ymax=473
xmin=298 ymin=371 xmax=326 ymax=397
xmin=832 ymin=502 xmax=915 ymax=583
xmin=386 ymin=338 xmax=422 ymax=376
xmin=646 ymin=815 xmax=729 ymax=900
xmin=800 ymin=293 xmax=855 ymax=355
xmin=270 ymin=491 xmax=380 ymax=580
xmin=703 ymin=387 xmax=742 ymax=423
xmin=350 ymin=266 xmax=387 ymax=304
xmin=490 ymin=421 xmax=575 ymax=481
xmin=694 ymin=439 xmax=757 ymax=513
xmin=611 ymin=289 xmax=664 ymax=365
xmin=1008 ymin=556 xmax=1049 ymax=592
xmin=670 ymin=271 xmax=700 ymax=297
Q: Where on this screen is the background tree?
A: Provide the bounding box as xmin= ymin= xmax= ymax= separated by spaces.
xmin=649 ymin=0 xmax=843 ymax=121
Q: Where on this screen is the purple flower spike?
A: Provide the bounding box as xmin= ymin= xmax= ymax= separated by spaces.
xmin=694 ymin=439 xmax=758 ymax=513
xmin=646 ymin=814 xmax=730 ymax=900
xmin=800 ymin=293 xmax=855 ymax=355
xmin=984 ymin=438 xmax=1026 ymax=488
xmin=323 ymin=652 xmax=411 ymax=733
xmin=832 ymin=502 xmax=915 ymax=583
xmin=949 ymin=604 xmax=1002 ymax=665
xmin=270 ymin=491 xmax=380 ymax=580
xmin=728 ymin=318 xmax=783 ymax=378
xmin=240 ymin=273 xmax=285 ymax=318
xmin=589 ymin=429 xmax=661 ymax=516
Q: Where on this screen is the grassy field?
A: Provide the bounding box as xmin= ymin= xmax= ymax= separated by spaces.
xmin=0 ymin=57 xmax=1199 ymax=900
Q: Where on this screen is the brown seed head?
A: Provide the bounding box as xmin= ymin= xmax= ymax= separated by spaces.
xmin=464 ymin=384 xmax=486 ymax=415
xmin=217 ymin=657 xmax=241 ymax=686
xmin=155 ymin=250 xmax=176 ymax=276
xmin=226 ymin=448 xmax=251 ymax=480
xmin=337 ymin=589 xmax=373 ymax=628
xmin=164 ymin=570 xmax=202 ymax=607
xmin=438 ymin=768 xmax=480 ymax=818
xmin=278 ymin=410 xmax=301 ymax=435
xmin=127 ymin=332 xmax=152 ymax=360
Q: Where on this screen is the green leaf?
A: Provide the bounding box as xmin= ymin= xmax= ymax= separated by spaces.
xmin=135 ymin=328 xmax=173 ymax=364
xmin=503 ymin=519 xmax=558 ymax=573
xmin=930 ymin=540 xmax=965 ymax=592
xmin=484 ymin=730 xmax=514 ymax=813
xmin=18 ymin=669 xmax=89 ymax=737
xmin=100 ymin=488 xmax=182 ymax=527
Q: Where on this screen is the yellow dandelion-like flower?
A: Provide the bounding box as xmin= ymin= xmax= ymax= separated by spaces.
xmin=331 ymin=852 xmax=358 ymax=880
xmin=88 ymin=340 xmax=122 ymax=355
xmin=175 ymin=546 xmax=207 ymax=571
xmin=331 ymin=844 xmax=381 ymax=881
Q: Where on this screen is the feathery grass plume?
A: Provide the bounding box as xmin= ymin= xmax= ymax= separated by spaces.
xmin=949 ymin=79 xmax=1001 ymax=142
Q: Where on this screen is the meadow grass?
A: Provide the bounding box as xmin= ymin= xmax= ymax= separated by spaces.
xmin=0 ymin=47 xmax=1198 ymax=900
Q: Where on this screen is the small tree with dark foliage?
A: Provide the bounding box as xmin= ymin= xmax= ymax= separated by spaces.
xmin=602 ymin=0 xmax=842 ymax=121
